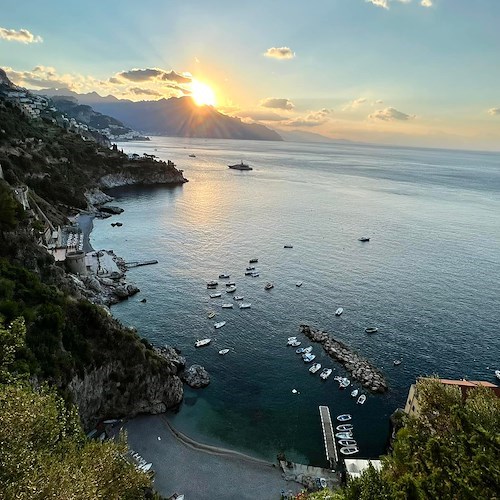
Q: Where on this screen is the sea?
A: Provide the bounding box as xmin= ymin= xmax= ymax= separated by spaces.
xmin=90 ymin=136 xmax=500 ymax=467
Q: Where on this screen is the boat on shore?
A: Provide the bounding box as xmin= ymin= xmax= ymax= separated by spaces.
xmin=357 ymin=394 xmax=367 ymax=405
xmin=195 ymin=338 xmax=211 ymax=347
xmin=214 ymin=321 xmax=226 ymax=329
xmin=209 ymin=292 xmax=222 ymax=298
xmin=337 ymin=414 xmax=352 ymax=422
xmin=365 ymin=327 xmax=378 ymax=334
xmin=218 ymin=349 xmax=230 ymax=355
xmin=335 ymin=307 xmax=343 ymax=316
xmin=309 ymin=363 xmax=321 ymax=373
xmin=228 ymin=161 xmax=252 ymax=170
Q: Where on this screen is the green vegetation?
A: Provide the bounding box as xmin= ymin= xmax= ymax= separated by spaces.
xmin=0 ymin=318 xmax=157 ymax=500
xmin=304 ymin=378 xmax=500 ymax=500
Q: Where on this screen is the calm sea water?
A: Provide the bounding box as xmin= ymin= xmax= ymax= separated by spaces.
xmin=90 ymin=137 xmax=500 ymax=466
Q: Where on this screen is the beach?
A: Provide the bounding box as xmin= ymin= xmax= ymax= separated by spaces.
xmin=124 ymin=415 xmax=303 ymax=499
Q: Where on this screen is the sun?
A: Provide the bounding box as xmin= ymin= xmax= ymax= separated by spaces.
xmin=191 ymin=80 xmax=216 ymax=107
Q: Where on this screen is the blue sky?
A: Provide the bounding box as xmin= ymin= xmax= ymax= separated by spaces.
xmin=2 ymin=0 xmax=500 ymax=150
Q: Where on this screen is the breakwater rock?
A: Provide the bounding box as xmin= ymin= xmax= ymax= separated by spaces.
xmin=181 ymin=364 xmax=210 ymax=388
xmin=300 ymin=324 xmax=388 ymax=393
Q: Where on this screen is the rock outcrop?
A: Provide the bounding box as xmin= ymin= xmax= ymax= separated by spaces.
xmin=181 ymin=364 xmax=210 ymax=388
xmin=300 ymin=324 xmax=388 ymax=393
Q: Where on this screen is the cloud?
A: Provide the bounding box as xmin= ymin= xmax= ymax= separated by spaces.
xmin=285 ymin=108 xmax=332 ymax=127
xmin=0 ymin=27 xmax=42 ymax=44
xmin=369 ymin=107 xmax=415 ymax=121
xmin=116 ymin=68 xmax=191 ymax=83
xmin=343 ymin=97 xmax=367 ymax=111
xmin=260 ymin=97 xmax=294 ymax=110
xmin=375 ymin=99 xmax=384 ymax=104
xmin=128 ymin=87 xmax=162 ymax=96
xmin=488 ymin=108 xmax=500 ymax=116
xmin=238 ymin=110 xmax=288 ymax=122
xmin=366 ymin=0 xmax=431 ymax=9
xmin=5 ymin=66 xmax=77 ymax=89
xmin=421 ymin=0 xmax=433 ymax=6
xmin=264 ymin=47 xmax=295 ymax=60
xmin=366 ymin=0 xmax=389 ymax=8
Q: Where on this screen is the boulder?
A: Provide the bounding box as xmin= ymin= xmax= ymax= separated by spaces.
xmin=181 ymin=364 xmax=210 ymax=388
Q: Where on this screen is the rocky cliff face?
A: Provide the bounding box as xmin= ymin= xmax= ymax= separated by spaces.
xmin=68 ymin=357 xmax=183 ymax=429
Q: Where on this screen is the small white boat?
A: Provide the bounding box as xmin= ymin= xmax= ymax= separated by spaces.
xmin=302 ymin=353 xmax=316 ymax=363
xmin=221 ymin=303 xmax=234 ymax=309
xmin=288 ymin=336 xmax=297 ymax=341
xmin=233 ymin=295 xmax=244 ymax=301
xmin=309 ymin=363 xmax=321 ymax=373
xmin=336 ymin=424 xmax=353 ymax=432
xmin=296 ymin=347 xmax=305 ymax=354
xmin=218 ymin=349 xmax=230 ymax=355
xmin=225 ymin=282 xmax=236 ymax=287
xmin=357 ymin=394 xmax=366 ymax=405
xmin=289 ymin=340 xmax=300 ymax=347
xmin=140 ymin=462 xmax=153 ymax=472
xmin=351 ymin=389 xmax=359 ymax=398
xmin=218 ymin=273 xmax=230 ymax=279
xmin=208 ymin=311 xmax=216 ymax=319
xmin=296 ymin=281 xmax=303 ymax=287
xmin=340 ymin=446 xmax=359 ymax=455
xmin=207 ymin=281 xmax=218 ymax=289
xmin=394 ymin=359 xmax=402 ymax=366
xmin=338 ymin=439 xmax=357 ymax=447
xmin=209 ymin=292 xmax=222 ymax=298
xmin=264 ymin=282 xmax=274 ymax=290
xmin=239 ymin=303 xmax=251 ymax=309
xmin=226 ymin=286 xmax=236 ymax=293
xmin=496 ymin=370 xmax=500 ymax=380
xmin=337 ymin=414 xmax=352 ymax=422
xmin=251 ymin=272 xmax=260 ymax=277
xmin=365 ymin=327 xmax=378 ymax=334
xmin=335 ymin=432 xmax=353 ymax=439
xmin=195 ymin=338 xmax=211 ymax=347
xmin=214 ymin=321 xmax=226 ymax=329
xmin=335 ymin=307 xmax=343 ymax=316
xmin=246 ymin=266 xmax=255 ymax=271
xmin=303 ymin=346 xmax=313 ymax=354
xmin=339 ymin=378 xmax=351 ymax=389
xmin=320 ymin=368 xmax=332 ymax=380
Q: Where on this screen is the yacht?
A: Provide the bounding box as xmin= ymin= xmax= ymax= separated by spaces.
xmin=337 ymin=414 xmax=352 ymax=422
xmin=357 ymin=394 xmax=367 ymax=405
xmin=221 ymin=303 xmax=234 ymax=309
xmin=208 ymin=311 xmax=216 ymax=319
xmin=365 ymin=327 xmax=378 ymax=334
xmin=228 ymin=161 xmax=252 ymax=170
xmin=340 ymin=446 xmax=359 ymax=455
xmin=335 ymin=307 xmax=343 ymax=316
xmin=226 ymin=286 xmax=236 ymax=293
xmin=207 ymin=280 xmax=218 ymax=289
xmin=195 ymin=338 xmax=211 ymax=347
xmin=351 ymin=389 xmax=359 ymax=398
xmin=302 ymin=353 xmax=316 ymax=363
xmin=239 ymin=303 xmax=251 ymax=309
xmin=336 ymin=424 xmax=353 ymax=432
xmin=214 ymin=321 xmax=226 ymax=329
xmin=209 ymin=292 xmax=222 ymax=298
xmin=233 ymin=295 xmax=244 ymax=301
xmin=320 ymin=368 xmax=333 ymax=380
xmin=218 ymin=349 xmax=230 ymax=355
xmin=218 ymin=273 xmax=230 ymax=279
xmin=309 ymin=363 xmax=321 ymax=374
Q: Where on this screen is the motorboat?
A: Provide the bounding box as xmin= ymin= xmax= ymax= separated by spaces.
xmin=251 ymin=272 xmax=260 ymax=277
xmin=218 ymin=349 xmax=230 ymax=355
xmin=303 ymin=346 xmax=313 ymax=354
xmin=337 ymin=414 xmax=352 ymax=422
xmin=140 ymin=463 xmax=153 ymax=472
xmin=302 ymin=353 xmax=316 ymax=363
xmin=195 ymin=338 xmax=211 ymax=347
xmin=244 ymin=270 xmax=254 ymax=275
xmin=365 ymin=327 xmax=378 ymax=334
xmin=246 ymin=266 xmax=255 ymax=271
xmin=335 ymin=307 xmax=343 ymax=316
xmin=296 ymin=281 xmax=303 ymax=287
xmin=351 ymin=389 xmax=359 ymax=398
xmin=338 ymin=439 xmax=357 ymax=447
xmin=226 ymin=286 xmax=236 ymax=293
xmin=225 ymin=282 xmax=236 ymax=287
xmin=249 ymin=258 xmax=258 ymax=263
xmin=264 ymin=282 xmax=274 ymax=290
xmin=320 ymin=368 xmax=333 ymax=380
xmin=335 ymin=432 xmax=353 ymax=439
xmin=218 ymin=273 xmax=230 ymax=279
xmin=336 ymin=424 xmax=353 ymax=432
xmin=296 ymin=347 xmax=305 ymax=354
xmin=357 ymin=394 xmax=367 ymax=405
xmin=208 ymin=311 xmax=216 ymax=319
xmin=289 ymin=340 xmax=300 ymax=347
xmin=209 ymin=292 xmax=222 ymax=298
xmin=221 ymin=303 xmax=233 ymax=309
xmin=239 ymin=303 xmax=251 ymax=309
xmin=496 ymin=370 xmax=500 ymax=380
xmin=358 ymin=237 xmax=370 ymax=242
xmin=228 ymin=161 xmax=252 ymax=170
xmin=284 ymin=244 xmax=293 ymax=249
xmin=340 ymin=446 xmax=359 ymax=455
xmin=333 ymin=375 xmax=343 ymax=382
xmin=207 ymin=280 xmax=218 ymax=289
xmin=394 ymin=359 xmax=402 ymax=366
xmin=339 ymin=378 xmax=351 ymax=389
xmin=214 ymin=321 xmax=226 ymax=329
xmin=233 ymin=295 xmax=244 ymax=301
xmin=309 ymin=363 xmax=321 ymax=374
xmin=288 ymin=336 xmax=297 ymax=341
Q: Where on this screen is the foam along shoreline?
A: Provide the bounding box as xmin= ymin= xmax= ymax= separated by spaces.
xmin=75 ymin=212 xmax=95 ymax=253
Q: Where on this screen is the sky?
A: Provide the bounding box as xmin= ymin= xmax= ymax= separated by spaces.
xmin=1 ymin=0 xmax=500 ymax=150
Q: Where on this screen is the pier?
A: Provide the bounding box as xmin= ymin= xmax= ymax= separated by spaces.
xmin=124 ymin=259 xmax=158 ymax=269
xmin=319 ymin=406 xmax=339 ymax=469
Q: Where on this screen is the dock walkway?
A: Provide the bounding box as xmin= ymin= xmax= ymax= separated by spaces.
xmin=319 ymin=405 xmax=339 ymax=469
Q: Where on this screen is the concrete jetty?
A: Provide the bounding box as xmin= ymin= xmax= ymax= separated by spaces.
xmin=300 ymin=324 xmax=388 ymax=393
xmin=319 ymin=405 xmax=339 ymax=469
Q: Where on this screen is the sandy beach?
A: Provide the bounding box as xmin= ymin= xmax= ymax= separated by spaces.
xmin=124 ymin=415 xmax=303 ymax=499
